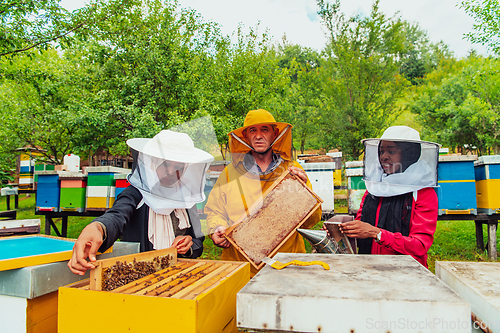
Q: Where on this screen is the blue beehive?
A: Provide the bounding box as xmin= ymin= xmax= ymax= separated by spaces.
xmin=35 ymin=172 xmax=60 ymax=212
xmin=436 ymin=155 xmax=477 ymax=215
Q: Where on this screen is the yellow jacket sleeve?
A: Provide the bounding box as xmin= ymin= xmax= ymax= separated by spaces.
xmin=205 ymin=168 xmax=231 ymax=234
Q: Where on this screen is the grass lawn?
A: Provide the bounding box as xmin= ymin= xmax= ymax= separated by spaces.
xmin=3 ymin=192 xmax=498 ymax=273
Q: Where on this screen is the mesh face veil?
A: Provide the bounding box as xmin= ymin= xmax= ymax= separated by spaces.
xmin=127 ymin=152 xmax=211 ymax=213
xmin=362 ymin=127 xmax=440 ymax=197
xmin=126 ymin=118 xmax=217 ymax=216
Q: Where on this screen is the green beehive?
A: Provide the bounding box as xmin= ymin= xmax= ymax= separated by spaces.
xmin=346 ymin=161 xmax=365 ymax=215
xmin=59 ymin=172 xmax=87 ymax=212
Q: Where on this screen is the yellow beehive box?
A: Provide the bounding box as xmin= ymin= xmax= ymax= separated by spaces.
xmin=474 ymin=156 xmax=500 ymax=214
xmin=85 ymin=196 xmax=115 ymax=209
xmin=333 ymin=169 xmax=342 ymax=187
xmin=475 ymin=179 xmax=500 ymax=212
xmin=58 ymin=259 xmax=250 ymax=333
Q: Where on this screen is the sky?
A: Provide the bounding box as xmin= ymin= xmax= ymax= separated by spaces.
xmin=60 ymin=0 xmax=490 ymax=58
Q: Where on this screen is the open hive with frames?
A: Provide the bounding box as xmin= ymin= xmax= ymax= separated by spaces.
xmin=58 ymin=248 xmax=250 ymax=333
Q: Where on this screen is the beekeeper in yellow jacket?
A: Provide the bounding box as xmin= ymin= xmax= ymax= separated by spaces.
xmin=205 ymin=109 xmax=322 ymax=276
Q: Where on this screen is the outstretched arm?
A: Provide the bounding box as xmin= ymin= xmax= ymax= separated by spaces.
xmin=67 ymin=222 xmax=104 ymax=275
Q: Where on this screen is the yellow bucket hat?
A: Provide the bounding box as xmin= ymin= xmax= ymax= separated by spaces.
xmin=229 ymin=109 xmax=293 ymax=161
xmin=230 ymin=109 xmax=292 ymax=139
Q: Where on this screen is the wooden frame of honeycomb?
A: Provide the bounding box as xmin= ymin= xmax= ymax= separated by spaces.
xmin=89 ymin=247 xmax=177 ymax=291
xmin=224 ymin=170 xmax=323 ymax=270
xmin=77 ymin=258 xmax=247 ymax=299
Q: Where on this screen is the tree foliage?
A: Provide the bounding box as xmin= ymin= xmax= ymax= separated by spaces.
xmin=316 ymin=0 xmax=410 ymax=159
xmin=0 ymin=0 xmax=139 ymax=57
xmin=0 ymin=48 xmax=84 ymax=164
xmin=461 ymin=0 xmax=500 ymax=55
xmin=399 ymin=21 xmax=453 ymax=85
xmin=410 ymin=55 xmax=500 ymax=155
xmin=2 ymin=0 xmax=496 ymax=174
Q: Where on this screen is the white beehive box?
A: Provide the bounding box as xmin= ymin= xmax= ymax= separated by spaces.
xmin=237 ymin=253 xmax=471 ymax=333
xmin=436 ymin=261 xmax=500 ymax=332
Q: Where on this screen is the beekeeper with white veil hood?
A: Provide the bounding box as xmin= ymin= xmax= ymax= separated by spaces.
xmin=338 ymin=126 xmax=440 ymax=268
xmin=68 ymin=128 xmax=214 ymax=276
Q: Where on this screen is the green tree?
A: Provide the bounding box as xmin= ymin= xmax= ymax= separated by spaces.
xmin=410 ymin=56 xmax=500 ymax=154
xmin=316 ymin=0 xmax=410 ymax=159
xmin=66 ymin=0 xmax=220 ymax=157
xmin=68 ymin=1 xmax=290 ymax=159
xmin=399 ymin=21 xmax=453 ymax=85
xmin=0 ymin=48 xmax=85 ymax=164
xmin=275 ymin=43 xmax=323 ymax=154
xmin=0 ymin=0 xmax=139 ymax=57
xmin=461 ymin=0 xmax=500 ymax=55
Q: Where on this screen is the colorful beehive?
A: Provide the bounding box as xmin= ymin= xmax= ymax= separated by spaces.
xmin=19 ymin=158 xmax=35 ymax=190
xmin=58 ymin=257 xmax=250 ymax=333
xmin=474 ymin=155 xmax=500 ymax=214
xmin=33 ymin=164 xmax=55 ymax=189
xmin=436 ymin=155 xmax=478 ymax=215
xmin=17 ymin=149 xmax=44 ymax=191
xmin=35 ymin=171 xmax=61 ymax=212
xmin=0 ymin=238 xmax=139 ymax=333
xmin=85 ymin=166 xmax=130 ymax=211
xmin=114 ymin=173 xmax=130 ymax=199
xmin=345 ymin=161 xmax=365 ymax=215
xmin=59 ymin=172 xmax=87 ymax=212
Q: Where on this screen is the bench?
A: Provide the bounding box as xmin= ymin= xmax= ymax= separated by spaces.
xmin=0 ymin=218 xmax=40 ymax=236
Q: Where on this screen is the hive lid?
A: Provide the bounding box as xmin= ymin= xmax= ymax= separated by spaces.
xmin=436 ymin=261 xmax=500 ymax=311
xmin=35 ymin=170 xmax=82 ymax=176
xmin=0 ymin=242 xmax=138 ymax=299
xmin=301 ymin=162 xmax=337 ymax=170
xmin=439 ymin=155 xmax=477 ymax=162
xmin=345 ymin=161 xmax=364 ymax=168
xmin=0 ymin=235 xmax=76 ymax=272
xmin=345 ymin=168 xmax=363 ymax=177
xmin=475 ymin=155 xmax=500 ymax=166
xmin=85 ymin=166 xmax=131 ymax=174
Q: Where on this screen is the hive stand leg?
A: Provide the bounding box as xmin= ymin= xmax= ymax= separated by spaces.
xmin=487 ymin=221 xmax=498 ymax=261
xmin=45 ymin=216 xmax=51 ymax=235
xmin=62 ymin=216 xmax=68 ymax=238
xmin=475 ymin=221 xmax=484 ymax=251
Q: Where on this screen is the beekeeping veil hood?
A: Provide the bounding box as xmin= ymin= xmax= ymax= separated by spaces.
xmin=362 ymin=126 xmax=440 ymax=197
xmin=229 ymin=109 xmax=292 ymax=167
xmin=127 ymin=121 xmax=215 ymax=215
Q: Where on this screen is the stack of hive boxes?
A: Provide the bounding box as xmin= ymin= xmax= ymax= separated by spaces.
xmin=33 ymin=164 xmax=55 ymax=190
xmin=35 ymin=171 xmax=61 ymax=212
xmin=59 ymin=172 xmax=87 ymax=212
xmin=18 ymin=153 xmax=35 ymax=191
xmin=85 ymin=166 xmax=130 ymax=211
